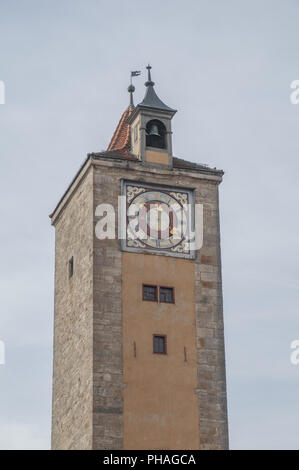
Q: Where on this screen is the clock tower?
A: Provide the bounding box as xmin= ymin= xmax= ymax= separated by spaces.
xmin=50 ymin=67 xmax=229 ymax=450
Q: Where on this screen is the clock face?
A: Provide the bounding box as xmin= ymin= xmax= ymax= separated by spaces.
xmin=123 ymin=182 xmax=194 ymax=258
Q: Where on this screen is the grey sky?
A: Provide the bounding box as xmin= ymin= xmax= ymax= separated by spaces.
xmin=0 ymin=0 xmax=299 ymax=449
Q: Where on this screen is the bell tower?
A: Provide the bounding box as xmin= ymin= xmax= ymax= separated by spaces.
xmin=129 ymin=65 xmax=176 ymax=167
xmin=50 ymin=66 xmax=229 ymax=450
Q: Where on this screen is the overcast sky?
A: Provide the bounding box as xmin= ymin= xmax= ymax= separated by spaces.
xmin=0 ymin=0 xmax=299 ymax=450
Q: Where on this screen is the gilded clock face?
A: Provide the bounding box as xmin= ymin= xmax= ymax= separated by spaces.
xmin=123 ymin=182 xmax=194 ymax=257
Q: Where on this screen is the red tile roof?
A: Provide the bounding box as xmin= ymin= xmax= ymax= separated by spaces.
xmin=105 ymin=106 xmax=223 ymax=175
xmin=107 ymin=106 xmax=133 ymax=152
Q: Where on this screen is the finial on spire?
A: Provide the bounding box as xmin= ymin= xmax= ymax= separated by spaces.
xmin=137 ymin=64 xmax=176 ymax=113
xmin=128 ymin=84 xmax=135 ymax=107
xmin=145 ymin=64 xmax=155 ymax=87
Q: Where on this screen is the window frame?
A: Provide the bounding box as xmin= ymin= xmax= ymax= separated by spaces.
xmin=159 ymin=286 xmax=175 ymax=304
xmin=153 ymin=334 xmax=167 ymax=355
xmin=142 ymin=284 xmax=158 ymax=302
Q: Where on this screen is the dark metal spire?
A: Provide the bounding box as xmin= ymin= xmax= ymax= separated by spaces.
xmin=145 ymin=64 xmax=155 ymax=87
xmin=138 ymin=65 xmax=176 ymax=113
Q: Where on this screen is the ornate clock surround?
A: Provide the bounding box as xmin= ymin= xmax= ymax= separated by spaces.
xmin=121 ymin=180 xmax=195 ymax=259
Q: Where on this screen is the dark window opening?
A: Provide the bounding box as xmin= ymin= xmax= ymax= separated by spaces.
xmin=160 ymin=287 xmax=174 ymax=303
xmin=153 ymin=335 xmax=167 ymax=354
xmin=68 ymin=256 xmax=74 ymax=278
xmin=143 ymin=285 xmax=157 ymax=302
xmin=146 ymin=119 xmax=167 ymax=149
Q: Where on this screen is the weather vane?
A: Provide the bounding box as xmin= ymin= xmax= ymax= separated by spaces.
xmin=128 ymin=70 xmax=141 ymax=107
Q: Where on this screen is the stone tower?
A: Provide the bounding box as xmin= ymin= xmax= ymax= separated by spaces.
xmin=50 ymin=66 xmax=229 ymax=450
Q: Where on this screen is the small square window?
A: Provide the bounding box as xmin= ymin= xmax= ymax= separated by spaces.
xmin=143 ymin=285 xmax=157 ymax=302
xmin=153 ymin=335 xmax=167 ymax=354
xmin=160 ymin=287 xmax=174 ymax=303
xmin=68 ymin=256 xmax=74 ymax=278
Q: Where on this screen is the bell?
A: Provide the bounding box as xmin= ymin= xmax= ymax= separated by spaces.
xmin=148 ymin=124 xmax=160 ymax=137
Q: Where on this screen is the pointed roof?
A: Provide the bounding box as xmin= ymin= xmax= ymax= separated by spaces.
xmin=138 ymin=85 xmax=176 ymax=112
xmin=138 ymin=65 xmax=176 ymax=114
xmin=107 ymin=105 xmax=133 ymax=152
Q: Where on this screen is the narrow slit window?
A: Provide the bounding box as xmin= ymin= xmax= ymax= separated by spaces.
xmin=153 ymin=335 xmax=167 ymax=354
xmin=143 ymin=285 xmax=157 ymax=302
xmin=160 ymin=287 xmax=174 ymax=303
xmin=68 ymin=256 xmax=74 ymax=278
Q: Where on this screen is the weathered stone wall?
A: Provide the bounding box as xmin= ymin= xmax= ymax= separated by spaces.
xmin=51 ymin=167 xmax=94 ymax=450
xmin=92 ymin=166 xmax=123 ymax=449
xmin=51 ymin=157 xmax=228 ymax=450
xmin=194 ymin=180 xmax=229 ymax=450
xmin=92 ymin=159 xmax=228 ymax=450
